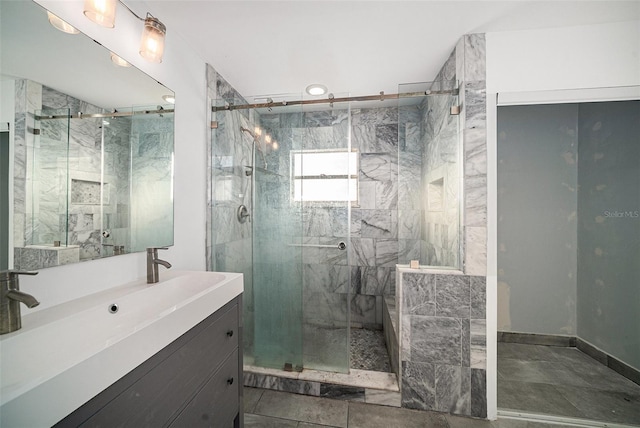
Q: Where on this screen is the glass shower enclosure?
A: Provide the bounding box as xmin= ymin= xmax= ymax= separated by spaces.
xmin=211 ymin=96 xmax=352 ymax=373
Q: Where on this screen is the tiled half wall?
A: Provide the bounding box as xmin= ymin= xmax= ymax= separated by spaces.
xmin=398 ymin=269 xmax=487 ymax=418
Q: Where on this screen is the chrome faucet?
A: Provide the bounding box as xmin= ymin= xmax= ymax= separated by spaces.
xmin=1 ymin=270 xmax=40 ymax=334
xmin=146 ymin=247 xmax=172 ymax=284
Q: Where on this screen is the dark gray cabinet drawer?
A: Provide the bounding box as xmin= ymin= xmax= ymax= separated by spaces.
xmin=79 ymin=305 xmax=239 ymax=427
xmin=169 ymin=349 xmax=239 ymax=428
xmin=56 ymin=296 xmax=243 ymax=428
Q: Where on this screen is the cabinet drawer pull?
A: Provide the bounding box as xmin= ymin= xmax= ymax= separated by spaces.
xmin=227 ymin=377 xmax=234 ymax=385
xmin=226 ymin=330 xmax=234 ymax=337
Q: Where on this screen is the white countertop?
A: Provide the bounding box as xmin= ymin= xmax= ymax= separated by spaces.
xmin=0 ymin=270 xmax=243 ymax=427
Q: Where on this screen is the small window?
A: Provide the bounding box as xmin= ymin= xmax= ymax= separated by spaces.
xmin=291 ymin=150 xmax=358 ymax=202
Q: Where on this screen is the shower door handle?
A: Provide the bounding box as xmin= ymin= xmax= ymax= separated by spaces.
xmin=288 ymin=241 xmax=346 ymax=250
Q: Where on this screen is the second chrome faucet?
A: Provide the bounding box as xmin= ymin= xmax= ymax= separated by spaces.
xmin=146 ymin=247 xmax=172 ymax=284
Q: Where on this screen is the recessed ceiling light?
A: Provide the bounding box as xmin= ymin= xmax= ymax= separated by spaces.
xmin=47 ymin=11 xmax=80 ymax=34
xmin=306 ymin=84 xmax=328 ymax=96
xmin=162 ymin=94 xmax=176 ymax=104
xmin=110 ymin=52 xmax=131 ymax=67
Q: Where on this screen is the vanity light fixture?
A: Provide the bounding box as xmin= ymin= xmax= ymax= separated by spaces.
xmin=139 ymin=15 xmax=166 ymax=63
xmin=83 ymin=0 xmax=117 ymax=28
xmin=110 ymin=52 xmax=131 ymax=67
xmin=162 ymin=94 xmax=176 ymax=104
xmin=47 ymin=11 xmax=80 ymax=34
xmin=306 ymin=84 xmax=328 ymax=96
xmin=83 ymin=0 xmax=167 ymax=63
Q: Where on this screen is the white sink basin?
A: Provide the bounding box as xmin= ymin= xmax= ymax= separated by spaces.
xmin=0 ymin=270 xmax=243 ymax=427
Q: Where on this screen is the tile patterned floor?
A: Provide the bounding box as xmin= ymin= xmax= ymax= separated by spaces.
xmin=498 ymin=343 xmax=640 ymax=426
xmin=350 ymin=328 xmax=392 ymax=373
xmin=244 ymin=387 xmax=572 ymax=428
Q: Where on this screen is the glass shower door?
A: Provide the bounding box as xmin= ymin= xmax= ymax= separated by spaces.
xmin=252 ymin=162 xmax=304 ymax=370
xmin=296 ymin=101 xmax=353 ymax=373
xmin=30 ymin=108 xmax=70 ymax=247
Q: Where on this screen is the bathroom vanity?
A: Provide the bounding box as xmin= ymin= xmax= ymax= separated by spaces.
xmin=0 ymin=271 xmax=243 ymax=427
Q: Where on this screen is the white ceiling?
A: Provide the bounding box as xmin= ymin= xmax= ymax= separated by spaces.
xmin=142 ymin=0 xmax=640 ymax=100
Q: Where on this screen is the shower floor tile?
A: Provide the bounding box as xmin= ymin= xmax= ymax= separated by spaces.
xmin=350 ymin=328 xmax=392 ymax=373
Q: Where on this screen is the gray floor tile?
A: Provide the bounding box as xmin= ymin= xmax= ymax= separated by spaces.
xmin=498 ymin=343 xmax=559 ymax=362
xmin=446 ymin=414 xmax=493 ymax=427
xmin=498 ymin=380 xmax=585 ymax=418
xmin=244 ymin=387 xmax=264 ymax=413
xmin=347 ymin=401 xmax=448 ymax=428
xmin=498 ymin=360 xmax=590 ymax=388
xmin=253 ymin=389 xmax=348 ymax=428
xmin=555 ymin=385 xmax=640 ymax=425
xmin=558 ymin=359 xmax=640 ymax=395
xmin=244 ymin=413 xmax=298 ymax=427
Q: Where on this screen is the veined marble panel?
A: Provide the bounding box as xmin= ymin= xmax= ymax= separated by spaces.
xmin=360 ymin=153 xmax=391 ymax=182
xmin=398 ymin=210 xmax=421 ymax=240
xmin=351 ymin=107 xmax=398 ymax=126
xmin=351 ymin=124 xmax=376 ymax=153
xmin=350 ymin=209 xmax=362 ymax=237
xmin=358 ymin=182 xmax=376 ymax=209
xmin=470 ymin=319 xmax=486 ymax=369
xmin=435 ymin=275 xmax=470 ymax=318
xmin=398 ymin=239 xmax=421 ymax=265
xmin=401 ymin=361 xmax=435 ymax=411
xmin=375 ymin=239 xmax=398 ymax=267
xmin=303 ymin=264 xmax=350 ymax=293
xmin=351 ymin=294 xmax=377 ymax=326
xmin=435 ymin=365 xmax=471 ymax=415
xmin=464 ymin=226 xmax=487 ymax=276
xmin=410 ymin=316 xmax=462 ymax=366
xmin=375 ymin=181 xmax=397 ymax=210
xmin=361 ymin=210 xmax=395 ymax=239
xmin=471 ymin=369 xmax=487 ymax=418
xmin=303 ymin=207 xmax=348 ymax=238
xmin=374 ymin=124 xmax=398 ymax=153
xmin=402 ymin=273 xmax=435 ymax=316
xmin=350 ymin=238 xmax=375 ymax=267
xmin=470 ymin=276 xmax=486 ymax=319
xmin=464 ymin=34 xmax=486 ymax=82
xmin=351 ymin=266 xmax=394 ymax=296
xmin=464 ymin=81 xmax=486 ymax=133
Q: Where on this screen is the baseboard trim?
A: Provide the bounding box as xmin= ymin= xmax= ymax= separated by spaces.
xmin=497 ymin=331 xmax=575 ymax=347
xmin=498 ymin=331 xmax=640 ymax=386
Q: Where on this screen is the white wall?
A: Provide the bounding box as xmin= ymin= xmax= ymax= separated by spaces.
xmin=20 ymin=1 xmax=208 ymax=310
xmin=486 ymin=20 xmax=639 ymax=339
xmin=487 ymin=20 xmax=640 ymax=94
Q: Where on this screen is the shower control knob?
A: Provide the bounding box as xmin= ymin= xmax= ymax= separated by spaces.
xmin=226 ymin=330 xmax=234 ymax=337
xmin=337 ymin=242 xmax=346 ymax=251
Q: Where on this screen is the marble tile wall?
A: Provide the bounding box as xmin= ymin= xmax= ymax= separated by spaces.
xmin=398 ymin=270 xmax=486 ymax=417
xmin=396 ymin=33 xmax=488 ymax=419
xmin=351 ymin=107 xmax=402 ymax=329
xmin=12 ymin=80 xmax=133 ymax=267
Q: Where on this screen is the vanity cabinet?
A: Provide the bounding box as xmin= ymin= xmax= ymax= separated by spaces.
xmin=55 ymin=296 xmax=243 ymax=428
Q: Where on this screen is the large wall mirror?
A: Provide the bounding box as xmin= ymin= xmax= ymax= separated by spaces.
xmin=0 ymin=0 xmax=175 ymax=271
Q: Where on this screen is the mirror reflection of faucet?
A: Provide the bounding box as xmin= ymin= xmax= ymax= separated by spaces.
xmin=146 ymin=247 xmax=172 ymax=284
xmin=1 ymin=270 xmax=40 ymax=334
